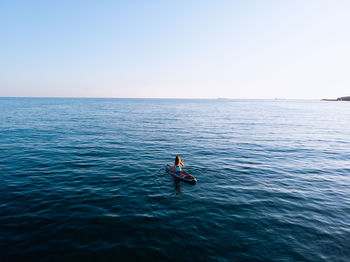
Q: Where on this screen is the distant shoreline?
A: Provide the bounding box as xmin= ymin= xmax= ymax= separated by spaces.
xmin=321 ymin=96 xmax=350 ymax=102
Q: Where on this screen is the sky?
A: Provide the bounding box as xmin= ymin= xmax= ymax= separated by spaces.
xmin=1 ymin=0 xmax=349 ymax=99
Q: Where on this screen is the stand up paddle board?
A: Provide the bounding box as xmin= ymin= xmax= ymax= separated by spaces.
xmin=166 ymin=164 xmax=197 ymax=185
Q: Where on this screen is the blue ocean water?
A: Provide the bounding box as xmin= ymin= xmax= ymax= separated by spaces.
xmin=0 ymin=98 xmax=349 ymax=261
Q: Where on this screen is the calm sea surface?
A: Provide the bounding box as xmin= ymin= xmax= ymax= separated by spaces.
xmin=0 ymin=98 xmax=349 ymax=261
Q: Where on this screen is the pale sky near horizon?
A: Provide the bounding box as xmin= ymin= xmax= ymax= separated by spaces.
xmin=1 ymin=0 xmax=349 ymax=99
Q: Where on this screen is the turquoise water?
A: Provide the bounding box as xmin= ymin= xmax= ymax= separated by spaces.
xmin=1 ymin=98 xmax=349 ymax=261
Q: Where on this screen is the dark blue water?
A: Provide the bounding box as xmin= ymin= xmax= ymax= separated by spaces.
xmin=1 ymin=98 xmax=349 ymax=261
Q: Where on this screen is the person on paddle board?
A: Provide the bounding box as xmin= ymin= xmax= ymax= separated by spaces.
xmin=174 ymin=155 xmax=184 ymax=172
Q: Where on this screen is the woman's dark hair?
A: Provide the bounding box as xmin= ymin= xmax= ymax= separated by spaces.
xmin=175 ymin=155 xmax=181 ymax=166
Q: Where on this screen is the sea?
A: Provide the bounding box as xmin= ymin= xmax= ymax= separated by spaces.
xmin=0 ymin=98 xmax=349 ymax=262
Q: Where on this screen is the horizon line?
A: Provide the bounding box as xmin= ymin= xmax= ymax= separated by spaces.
xmin=0 ymin=96 xmax=327 ymax=100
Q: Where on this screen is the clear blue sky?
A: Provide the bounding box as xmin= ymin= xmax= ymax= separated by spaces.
xmin=1 ymin=0 xmax=349 ymax=98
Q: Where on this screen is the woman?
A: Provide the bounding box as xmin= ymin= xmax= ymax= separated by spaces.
xmin=174 ymin=155 xmax=184 ymax=172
